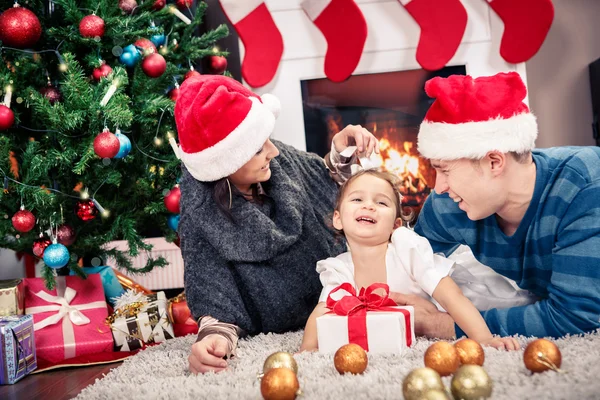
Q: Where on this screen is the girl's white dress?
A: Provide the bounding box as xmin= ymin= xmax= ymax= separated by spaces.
xmin=318 ymin=227 xmax=538 ymax=311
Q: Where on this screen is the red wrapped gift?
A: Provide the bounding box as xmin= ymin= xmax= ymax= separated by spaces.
xmin=167 ymin=292 xmax=198 ymax=337
xmin=24 ymin=274 xmax=113 ymax=365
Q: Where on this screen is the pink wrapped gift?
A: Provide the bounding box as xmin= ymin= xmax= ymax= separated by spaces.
xmin=24 ymin=274 xmax=113 ymax=365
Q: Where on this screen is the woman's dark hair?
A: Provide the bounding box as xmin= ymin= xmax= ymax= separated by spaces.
xmin=212 ymin=178 xmax=264 ymax=222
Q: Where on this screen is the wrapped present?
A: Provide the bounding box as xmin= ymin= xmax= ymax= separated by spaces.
xmin=109 ymin=291 xmax=174 ymax=351
xmin=69 ymin=266 xmax=126 ymax=307
xmin=24 ymin=274 xmax=113 ymax=365
xmin=167 ymin=292 xmax=198 ymax=337
xmin=0 ymin=279 xmax=25 ymax=316
xmin=316 ymin=283 xmax=415 ymax=354
xmin=0 ymin=315 xmax=37 ymax=384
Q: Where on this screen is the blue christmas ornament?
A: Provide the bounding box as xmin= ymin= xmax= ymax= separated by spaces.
xmin=167 ymin=214 xmax=180 ymax=231
xmin=151 ymin=33 xmax=166 ymax=47
xmin=114 ymin=132 xmax=132 ymax=159
xmin=43 ymin=243 xmax=70 ymax=269
xmin=119 ymin=44 xmax=141 ymax=67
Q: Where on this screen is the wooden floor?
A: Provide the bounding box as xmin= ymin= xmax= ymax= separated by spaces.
xmin=0 ymin=362 xmax=121 ymax=400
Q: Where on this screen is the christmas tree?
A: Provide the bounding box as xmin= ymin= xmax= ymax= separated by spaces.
xmin=0 ymin=0 xmax=228 ymax=287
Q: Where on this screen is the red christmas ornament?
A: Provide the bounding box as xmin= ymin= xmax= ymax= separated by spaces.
xmin=12 ymin=209 xmax=36 ymax=233
xmin=176 ymin=0 xmax=193 ymax=9
xmin=164 ymin=186 xmax=181 ymax=213
xmin=0 ymin=105 xmax=15 ymax=131
xmin=134 ymin=38 xmax=157 ymax=55
xmin=57 ymin=224 xmax=76 ymax=246
xmin=118 ymin=0 xmax=138 ymax=14
xmin=92 ymin=63 xmax=113 ymax=81
xmin=0 ymin=5 xmax=42 ymax=49
xmin=76 ymin=200 xmax=98 ymax=221
xmin=39 ymin=85 xmax=62 ymax=104
xmin=184 ymin=70 xmax=201 ymax=80
xmin=33 ymin=238 xmax=52 ymax=257
xmin=168 ymin=87 xmax=180 ymax=101
xmin=93 ymin=129 xmax=120 ymax=158
xmin=79 ymin=15 xmax=105 ymax=38
xmin=142 ymin=53 xmax=167 ymax=78
xmin=208 ymin=55 xmax=227 ymax=75
xmin=152 ymin=0 xmax=166 ymax=10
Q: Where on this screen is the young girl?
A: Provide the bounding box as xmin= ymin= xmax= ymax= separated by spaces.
xmin=300 ymin=169 xmax=520 ymax=352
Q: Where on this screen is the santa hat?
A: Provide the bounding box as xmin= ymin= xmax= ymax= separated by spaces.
xmin=417 ymin=72 xmax=538 ymax=160
xmin=174 ymin=75 xmax=280 ymax=182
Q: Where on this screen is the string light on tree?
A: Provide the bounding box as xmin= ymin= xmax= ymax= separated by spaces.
xmin=100 ymin=79 xmax=120 ymax=107
xmin=168 ymin=5 xmax=191 ymax=24
xmin=79 ymin=14 xmax=105 ymax=38
xmin=0 ymin=4 xmax=42 ymax=48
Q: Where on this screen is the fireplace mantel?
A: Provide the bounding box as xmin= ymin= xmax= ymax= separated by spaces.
xmin=236 ymin=0 xmax=527 ymax=151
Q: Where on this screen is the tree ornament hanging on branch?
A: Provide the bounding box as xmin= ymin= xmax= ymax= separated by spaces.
xmin=0 ymin=4 xmax=42 ymax=49
xmin=12 ymin=206 xmax=36 ymax=233
xmin=94 ymin=128 xmax=120 ymax=158
xmin=176 ymin=0 xmax=193 ymax=9
xmin=164 ymin=186 xmax=181 ymax=213
xmin=168 ymin=83 xmax=180 ymax=101
xmin=79 ymin=14 xmax=105 ymax=38
xmin=119 ymin=0 xmax=138 ymax=15
xmin=134 ymin=38 xmax=157 ymax=55
xmin=184 ymin=67 xmax=201 ymax=81
xmin=92 ymin=61 xmax=113 ymax=81
xmin=114 ymin=130 xmax=132 ymax=159
xmin=57 ymin=224 xmax=76 ymax=246
xmin=119 ymin=45 xmax=141 ymax=68
xmin=207 ymin=55 xmax=227 ymax=75
xmin=142 ymin=53 xmax=167 ymax=78
xmin=39 ymin=83 xmax=62 ymax=104
xmin=43 ymin=242 xmax=70 ymax=269
xmin=33 ymin=237 xmax=52 ymax=257
xmin=0 ymin=84 xmax=15 ymax=131
xmin=152 ymin=0 xmax=166 ymax=10
xmin=76 ymin=200 xmax=98 ymax=221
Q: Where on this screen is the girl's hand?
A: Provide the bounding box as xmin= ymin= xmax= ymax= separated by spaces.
xmin=188 ymin=334 xmax=230 ymax=374
xmin=479 ymin=336 xmax=521 ymax=351
xmin=332 ymin=124 xmax=380 ymax=157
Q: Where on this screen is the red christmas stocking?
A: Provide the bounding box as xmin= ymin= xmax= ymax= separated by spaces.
xmin=219 ymin=1 xmax=284 ymax=88
xmin=486 ymin=0 xmax=554 ymax=64
xmin=301 ymin=0 xmax=367 ymax=82
xmin=397 ymin=0 xmax=467 ymax=71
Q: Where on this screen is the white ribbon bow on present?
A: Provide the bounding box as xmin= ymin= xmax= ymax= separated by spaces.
xmin=25 ymin=277 xmax=107 ymax=359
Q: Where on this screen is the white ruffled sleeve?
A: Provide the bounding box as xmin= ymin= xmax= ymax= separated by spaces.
xmin=316 ymin=256 xmax=355 ymax=303
xmin=391 ymin=227 xmax=455 ymax=296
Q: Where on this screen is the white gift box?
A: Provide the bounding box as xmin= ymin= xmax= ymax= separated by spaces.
xmin=317 ymin=306 xmax=415 ymax=354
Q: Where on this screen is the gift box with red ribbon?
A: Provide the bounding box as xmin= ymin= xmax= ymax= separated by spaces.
xmin=167 ymin=292 xmax=198 ymax=337
xmin=316 ymin=283 xmax=415 ymax=354
xmin=24 ymin=274 xmax=113 ymax=365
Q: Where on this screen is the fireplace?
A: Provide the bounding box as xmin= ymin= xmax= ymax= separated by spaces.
xmin=301 ymin=66 xmax=466 ymax=216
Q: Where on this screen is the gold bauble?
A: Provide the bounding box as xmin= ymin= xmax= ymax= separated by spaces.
xmin=402 ymin=368 xmax=445 ymax=400
xmin=421 ymin=389 xmax=451 ymax=400
xmin=454 ymin=338 xmax=485 ymax=366
xmin=523 ymin=338 xmax=562 ymax=373
xmin=334 ymin=343 xmax=368 ymax=374
xmin=260 ymin=368 xmax=300 ymax=400
xmin=450 ymin=365 xmax=492 ymax=400
xmin=424 ymin=341 xmax=460 ymax=377
xmin=263 ymin=352 xmax=298 ymax=375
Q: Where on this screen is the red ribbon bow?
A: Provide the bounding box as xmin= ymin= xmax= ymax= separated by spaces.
xmin=326 ymin=282 xmax=412 ymax=351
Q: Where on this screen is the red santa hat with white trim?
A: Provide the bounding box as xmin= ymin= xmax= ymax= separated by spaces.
xmin=417 ymin=72 xmax=538 ymax=160
xmin=174 ymin=75 xmax=280 ymax=181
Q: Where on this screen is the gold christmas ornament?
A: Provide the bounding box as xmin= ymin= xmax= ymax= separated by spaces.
xmin=402 ymin=368 xmax=445 ymax=400
xmin=421 ymin=389 xmax=451 ymax=400
xmin=262 ymin=352 xmax=299 ymax=375
xmin=334 ymin=343 xmax=368 ymax=375
xmin=260 ymin=368 xmax=301 ymax=400
xmin=424 ymin=341 xmax=460 ymax=377
xmin=450 ymin=365 xmax=493 ymax=400
xmin=454 ymin=338 xmax=485 ymax=366
xmin=523 ymin=338 xmax=562 ymax=373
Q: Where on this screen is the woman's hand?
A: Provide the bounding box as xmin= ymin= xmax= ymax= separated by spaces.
xmin=188 ymin=334 xmax=230 ymax=374
xmin=479 ymin=336 xmax=521 ymax=351
xmin=332 ymin=124 xmax=380 ymax=157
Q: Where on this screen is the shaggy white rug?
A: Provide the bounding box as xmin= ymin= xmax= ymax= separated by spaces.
xmin=75 ymin=330 xmax=600 ymax=400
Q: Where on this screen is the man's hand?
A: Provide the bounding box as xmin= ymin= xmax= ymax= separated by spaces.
xmin=389 ymin=292 xmax=455 ymax=339
xmin=332 ymin=124 xmax=380 ymax=157
xmin=188 ymin=334 xmax=230 ymax=374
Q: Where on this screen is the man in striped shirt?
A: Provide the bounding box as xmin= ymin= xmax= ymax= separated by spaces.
xmin=395 ymin=72 xmax=600 ymax=339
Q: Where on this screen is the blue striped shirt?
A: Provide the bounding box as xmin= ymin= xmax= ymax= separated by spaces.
xmin=414 ymin=147 xmax=600 ymax=338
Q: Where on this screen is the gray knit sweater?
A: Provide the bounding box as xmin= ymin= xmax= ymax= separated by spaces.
xmin=179 ymin=140 xmax=346 ymax=336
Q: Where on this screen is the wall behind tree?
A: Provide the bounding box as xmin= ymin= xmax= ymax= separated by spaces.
xmin=526 ymin=0 xmax=600 ymax=148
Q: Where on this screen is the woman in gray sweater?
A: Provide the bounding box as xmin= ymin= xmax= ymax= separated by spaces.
xmin=174 ymin=75 xmax=378 ymax=374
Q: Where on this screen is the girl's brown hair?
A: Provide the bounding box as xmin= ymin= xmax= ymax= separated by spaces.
xmin=334 ymin=169 xmax=414 ymax=229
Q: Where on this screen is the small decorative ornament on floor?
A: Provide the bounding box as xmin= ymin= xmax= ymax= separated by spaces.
xmin=450 ymin=365 xmax=493 ymax=400
xmin=402 ymin=367 xmax=445 ymax=400
xmin=424 ymin=341 xmax=460 ymax=377
xmin=260 ymin=368 xmax=301 ymax=400
xmin=454 ymin=338 xmax=485 ymax=366
xmin=261 ymin=351 xmax=298 ymax=376
xmin=523 ymin=338 xmax=563 ymax=373
xmin=333 ymin=343 xmax=368 ymax=374
xmin=420 ymin=389 xmax=451 ymax=400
